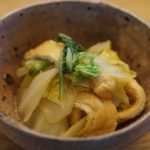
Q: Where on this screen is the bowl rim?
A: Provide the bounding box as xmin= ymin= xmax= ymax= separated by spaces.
xmin=0 ymin=0 xmax=150 ymax=142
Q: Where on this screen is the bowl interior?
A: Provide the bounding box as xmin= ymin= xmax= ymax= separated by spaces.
xmin=0 ymin=1 xmax=150 ymax=133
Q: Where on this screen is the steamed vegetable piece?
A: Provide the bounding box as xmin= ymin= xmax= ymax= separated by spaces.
xmin=55 ymin=33 xmax=100 ymax=100
xmin=18 ymin=68 xmax=58 ymax=122
xmin=17 ymin=59 xmax=52 ymax=77
xmin=43 ymin=75 xmax=60 ymax=104
xmin=38 ymin=81 xmax=77 ymax=124
xmin=27 ymin=107 xmax=69 ymax=135
xmin=62 ymin=117 xmax=86 ymax=137
xmin=73 ymin=52 xmax=100 ymax=83
xmin=89 ymin=41 xmax=136 ymax=78
xmin=88 ymin=40 xmax=111 ymax=54
xmin=17 ymin=75 xmax=33 ymax=103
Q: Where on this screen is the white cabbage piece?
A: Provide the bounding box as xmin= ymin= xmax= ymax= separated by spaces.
xmin=17 ymin=75 xmax=33 ymax=103
xmin=88 ymin=40 xmax=111 ymax=54
xmin=27 ymin=107 xmax=69 ymax=136
xmin=18 ymin=68 xmax=58 ymax=122
xmin=62 ymin=117 xmax=86 ymax=137
xmin=43 ymin=74 xmax=61 ymax=105
xmin=88 ymin=41 xmax=136 ymax=78
xmin=39 ymin=81 xmax=77 ymax=124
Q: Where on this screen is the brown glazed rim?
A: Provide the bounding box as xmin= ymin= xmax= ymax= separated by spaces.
xmin=0 ymin=0 xmax=150 ymax=142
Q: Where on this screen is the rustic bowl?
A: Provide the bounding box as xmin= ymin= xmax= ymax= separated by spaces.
xmin=0 ymin=1 xmax=150 ymax=150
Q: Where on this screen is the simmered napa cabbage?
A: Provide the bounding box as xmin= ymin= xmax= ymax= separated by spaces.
xmin=17 ymin=33 xmax=146 ymax=137
xmin=88 ymin=41 xmax=137 ymax=108
xmin=89 ymin=41 xmax=136 ymax=78
xmin=43 ymin=75 xmax=60 ymax=104
xmin=27 ymin=107 xmax=69 ymax=135
xmin=18 ymin=68 xmax=58 ymax=122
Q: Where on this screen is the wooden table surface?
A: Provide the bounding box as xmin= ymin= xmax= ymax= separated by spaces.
xmin=0 ymin=0 xmax=150 ymax=150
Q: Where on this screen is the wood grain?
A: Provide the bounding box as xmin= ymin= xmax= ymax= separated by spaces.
xmin=0 ymin=0 xmax=150 ymax=150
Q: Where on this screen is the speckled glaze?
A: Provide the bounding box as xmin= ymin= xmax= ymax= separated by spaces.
xmin=0 ymin=1 xmax=150 ymax=150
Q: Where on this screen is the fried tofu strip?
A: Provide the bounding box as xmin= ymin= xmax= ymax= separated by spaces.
xmin=86 ymin=100 xmax=117 ymax=136
xmin=70 ymin=107 xmax=82 ymax=126
xmin=75 ymin=92 xmax=105 ymax=136
xmin=64 ymin=92 xmax=105 ymax=137
xmin=66 ymin=92 xmax=117 ymax=137
xmin=94 ymin=75 xmax=146 ymax=123
xmin=117 ymin=79 xmax=146 ymax=123
xmin=25 ymin=40 xmax=64 ymax=64
xmin=94 ymin=75 xmax=116 ymax=99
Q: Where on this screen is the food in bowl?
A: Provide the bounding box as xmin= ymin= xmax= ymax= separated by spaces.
xmin=16 ymin=33 xmax=146 ymax=137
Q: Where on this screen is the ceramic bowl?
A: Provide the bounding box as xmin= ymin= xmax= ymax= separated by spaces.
xmin=0 ymin=1 xmax=150 ymax=150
